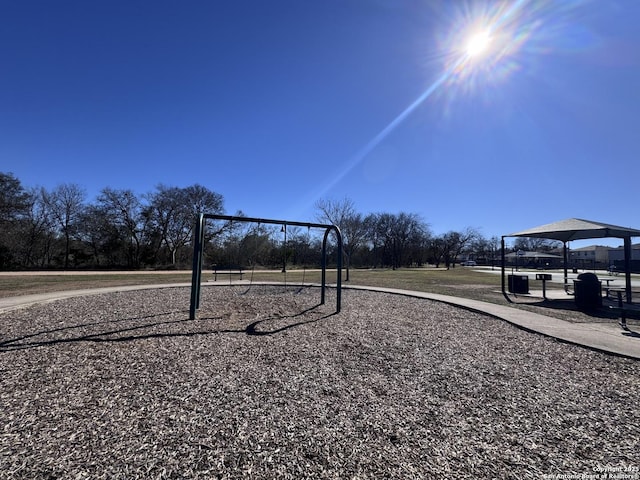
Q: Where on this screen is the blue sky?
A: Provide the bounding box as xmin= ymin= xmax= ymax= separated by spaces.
xmin=1 ymin=0 xmax=639 ymax=245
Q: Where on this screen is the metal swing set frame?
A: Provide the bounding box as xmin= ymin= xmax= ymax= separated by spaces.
xmin=189 ymin=214 xmax=343 ymax=320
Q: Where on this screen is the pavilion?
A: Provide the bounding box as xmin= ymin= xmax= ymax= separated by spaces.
xmin=501 ymin=218 xmax=640 ymax=304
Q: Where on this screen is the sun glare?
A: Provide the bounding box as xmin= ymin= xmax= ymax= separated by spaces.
xmin=465 ymin=30 xmax=492 ymax=57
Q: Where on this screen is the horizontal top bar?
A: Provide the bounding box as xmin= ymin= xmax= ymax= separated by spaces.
xmin=201 ymin=214 xmax=338 ymax=231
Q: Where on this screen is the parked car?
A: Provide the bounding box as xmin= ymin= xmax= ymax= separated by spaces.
xmin=460 ymin=260 xmax=477 ymax=266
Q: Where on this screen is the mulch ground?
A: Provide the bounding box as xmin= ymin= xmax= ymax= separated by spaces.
xmin=1 ymin=285 xmax=639 ymax=479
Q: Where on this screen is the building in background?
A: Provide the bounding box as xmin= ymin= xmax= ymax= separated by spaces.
xmin=608 ymin=243 xmax=640 ymax=273
xmin=569 ymin=245 xmax=610 ymax=270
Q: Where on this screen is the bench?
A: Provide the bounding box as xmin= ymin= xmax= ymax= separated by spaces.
xmin=608 ymin=288 xmax=632 ymax=329
xmin=213 ymin=266 xmax=244 ymax=281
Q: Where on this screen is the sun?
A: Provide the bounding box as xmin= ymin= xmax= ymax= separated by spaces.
xmin=465 ymin=29 xmax=492 ymax=57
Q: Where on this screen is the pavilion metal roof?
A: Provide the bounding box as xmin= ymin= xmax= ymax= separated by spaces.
xmin=506 ymin=218 xmax=640 ymax=243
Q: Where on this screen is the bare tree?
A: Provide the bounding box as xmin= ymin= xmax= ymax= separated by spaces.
xmin=470 ymin=234 xmax=502 ymax=268
xmin=315 ymin=197 xmax=367 ymax=279
xmin=76 ymin=204 xmax=116 ymax=267
xmin=0 ymin=172 xmax=30 ymax=223
xmin=43 ymin=183 xmax=86 ymax=268
xmin=20 ymin=188 xmax=56 ymax=268
xmin=441 ymin=227 xmax=481 ymax=269
xmin=96 ymin=188 xmax=149 ymax=268
xmin=427 ymin=236 xmax=447 ymax=268
xmin=513 ymin=237 xmax=560 ymax=252
xmin=0 ymin=173 xmax=31 ymax=268
xmin=363 ymin=212 xmax=429 ymax=269
xmin=147 ymin=184 xmax=224 ymax=266
xmin=391 ymin=212 xmax=430 ymax=268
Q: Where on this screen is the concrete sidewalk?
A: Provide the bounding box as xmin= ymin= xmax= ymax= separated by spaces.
xmin=0 ymin=283 xmax=192 ymax=312
xmin=1 ymin=282 xmax=638 ymax=360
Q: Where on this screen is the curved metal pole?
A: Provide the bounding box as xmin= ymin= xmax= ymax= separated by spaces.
xmin=189 ymin=213 xmax=204 ymax=320
xmin=197 ymin=213 xmax=206 ymax=308
xmin=189 ymin=214 xmax=343 ymax=318
xmin=321 ymin=229 xmax=328 ymax=305
xmin=320 ymin=226 xmax=343 ymax=311
xmin=333 ymin=225 xmax=343 ymax=313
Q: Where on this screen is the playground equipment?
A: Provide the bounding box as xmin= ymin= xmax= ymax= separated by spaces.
xmin=189 ymin=214 xmax=343 ymax=320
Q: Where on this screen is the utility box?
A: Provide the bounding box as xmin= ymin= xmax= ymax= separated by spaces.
xmin=508 ymin=274 xmax=529 ymax=294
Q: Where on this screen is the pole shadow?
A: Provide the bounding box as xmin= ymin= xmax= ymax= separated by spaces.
xmin=0 ymin=303 xmax=337 ymax=352
xmin=243 ymin=304 xmax=337 ymax=336
xmin=0 ymin=310 xmax=185 ymax=349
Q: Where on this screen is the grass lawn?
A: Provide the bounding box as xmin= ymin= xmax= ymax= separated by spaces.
xmin=0 ymin=266 xmax=636 ymax=324
xmin=0 ymin=272 xmax=194 ymax=297
xmin=0 ymin=267 xmax=498 ymax=297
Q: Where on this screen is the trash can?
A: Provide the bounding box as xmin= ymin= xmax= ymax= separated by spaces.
xmin=508 ymin=274 xmax=529 ymax=294
xmin=574 ymin=272 xmax=602 ymax=309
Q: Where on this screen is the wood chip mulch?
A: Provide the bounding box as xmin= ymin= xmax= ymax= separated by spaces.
xmin=1 ymin=285 xmax=639 ymax=479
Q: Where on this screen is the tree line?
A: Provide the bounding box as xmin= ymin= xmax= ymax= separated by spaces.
xmin=0 ymin=172 xmax=224 ymax=269
xmin=1 ymin=172 xmax=547 ymax=271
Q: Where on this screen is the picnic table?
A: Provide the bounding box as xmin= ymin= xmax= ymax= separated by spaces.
xmin=608 ymin=287 xmax=628 ymax=328
xmin=600 ymin=277 xmax=617 ymax=298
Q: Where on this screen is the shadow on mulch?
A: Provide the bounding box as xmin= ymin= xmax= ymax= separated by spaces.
xmin=244 ymin=303 xmax=334 ymax=336
xmin=0 ymin=304 xmax=336 ymax=352
xmin=0 ymin=310 xmax=183 ymax=348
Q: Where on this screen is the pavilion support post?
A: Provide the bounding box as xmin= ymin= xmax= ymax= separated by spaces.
xmin=563 ymin=241 xmax=569 ymax=293
xmin=500 ymin=236 xmax=514 ymax=303
xmin=501 ymin=236 xmax=506 ymax=297
xmin=624 ymin=236 xmax=632 ymax=304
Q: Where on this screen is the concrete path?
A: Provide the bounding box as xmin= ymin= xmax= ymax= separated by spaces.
xmin=0 ymin=283 xmax=192 ymax=312
xmin=1 ymin=282 xmax=638 ymax=360
xmin=475 ymin=266 xmax=640 ymax=286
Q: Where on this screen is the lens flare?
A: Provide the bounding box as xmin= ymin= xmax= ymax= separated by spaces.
xmin=303 ymin=0 xmax=592 ymax=211
xmin=466 ymin=30 xmax=492 ymax=57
